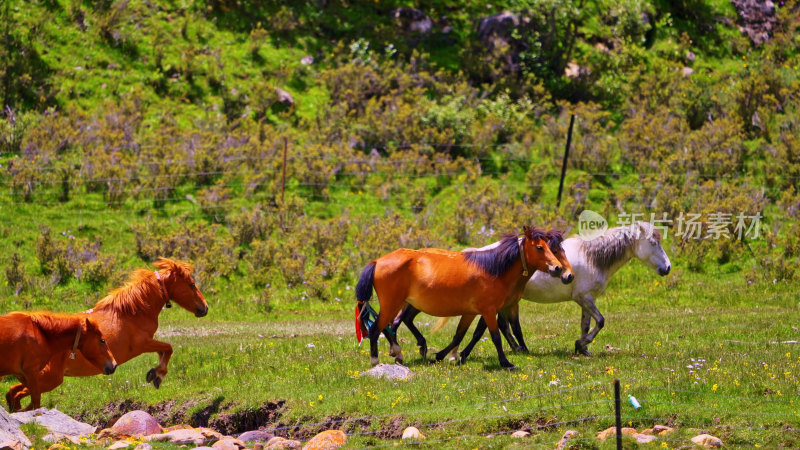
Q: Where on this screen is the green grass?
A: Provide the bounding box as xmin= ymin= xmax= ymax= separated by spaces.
xmin=3 ymin=265 xmax=798 ymax=448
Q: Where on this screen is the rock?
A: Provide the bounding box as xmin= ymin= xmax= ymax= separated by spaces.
xmin=47 ymin=445 xmax=70 ymax=450
xmin=632 ymin=433 xmax=657 ymax=444
xmin=133 ymin=444 xmax=152 ymax=450
xmin=275 ymin=88 xmax=294 ymax=106
xmin=239 ymin=430 xmax=275 ymax=442
xmin=597 ymin=426 xmax=638 ymax=441
xmin=477 ymin=11 xmax=522 ymax=50
xmin=302 ymin=430 xmax=347 ymax=450
xmin=401 ymin=427 xmax=425 ymax=440
xmin=653 ymin=425 xmax=674 ymax=435
xmin=365 ymin=363 xmax=413 ymax=380
xmin=731 ymin=0 xmax=778 ymax=44
xmin=108 ymin=441 xmax=133 ymax=450
xmin=511 ymin=430 xmax=530 ymax=438
xmin=11 ymin=408 xmax=95 ymax=443
xmin=265 ymin=436 xmax=302 ymax=449
xmin=0 ymin=441 xmax=25 ymax=450
xmin=556 ymin=430 xmax=578 ymax=450
xmin=0 ymin=407 xmax=31 ymax=449
xmin=145 ymin=428 xmax=224 ymax=445
xmin=682 ymin=67 xmax=694 ymax=77
xmin=391 ymin=7 xmax=433 ymax=35
xmin=110 ymin=411 xmax=162 ymax=437
xmin=212 ymin=437 xmax=248 ymax=449
xmin=691 ymin=434 xmax=723 ymax=448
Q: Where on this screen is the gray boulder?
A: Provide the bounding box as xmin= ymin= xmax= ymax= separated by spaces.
xmin=365 ymin=363 xmax=413 ymax=380
xmin=11 ymin=408 xmax=94 ymax=443
xmin=0 ymin=407 xmax=31 ymax=449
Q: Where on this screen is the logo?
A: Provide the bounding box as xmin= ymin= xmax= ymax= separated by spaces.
xmin=578 ymin=210 xmax=608 ymax=241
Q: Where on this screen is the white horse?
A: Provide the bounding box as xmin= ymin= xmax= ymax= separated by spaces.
xmin=396 ymin=221 xmax=671 ymax=360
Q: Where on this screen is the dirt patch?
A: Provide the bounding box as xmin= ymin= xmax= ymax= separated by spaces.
xmin=209 ymin=401 xmax=285 ymax=435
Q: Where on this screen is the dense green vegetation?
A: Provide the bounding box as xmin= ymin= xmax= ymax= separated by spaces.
xmin=1 ymin=0 xmax=800 ymax=447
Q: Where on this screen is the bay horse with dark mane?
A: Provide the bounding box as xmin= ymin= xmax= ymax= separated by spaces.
xmin=390 ymin=229 xmax=574 ymax=362
xmin=1 ymin=312 xmax=116 ymax=411
xmin=6 ymin=258 xmax=208 ymax=411
xmin=355 ymin=226 xmax=561 ymax=369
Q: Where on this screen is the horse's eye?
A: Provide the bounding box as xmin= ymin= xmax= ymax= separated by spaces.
xmin=651 ymin=241 xmax=657 ymax=246
xmin=100 ymin=339 xmax=106 ymax=345
xmin=536 ymin=245 xmax=543 ymax=250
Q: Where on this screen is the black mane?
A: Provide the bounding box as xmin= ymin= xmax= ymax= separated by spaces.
xmin=546 ymin=230 xmax=565 ymax=253
xmin=463 ymin=227 xmax=547 ymax=277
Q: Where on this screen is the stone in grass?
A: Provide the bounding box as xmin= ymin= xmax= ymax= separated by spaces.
xmin=145 ymin=427 xmax=224 ymax=445
xmin=365 ymin=364 xmax=413 ymax=380
xmin=110 ymin=411 xmax=163 ymax=437
xmin=239 ymin=430 xmax=275 ymax=443
xmin=133 ymin=444 xmax=152 ymax=450
xmin=691 ymin=434 xmax=723 ymax=448
xmin=264 ymin=436 xmax=302 ymax=449
xmin=212 ymin=437 xmax=248 ymax=449
xmin=632 ymin=434 xmax=657 ymax=444
xmin=511 ymin=430 xmax=530 ymax=438
xmin=643 ymin=425 xmax=675 ymax=436
xmin=556 ymin=430 xmax=578 ymax=450
xmin=11 ymin=408 xmax=95 ymax=442
xmin=401 ymin=427 xmax=425 ymax=440
xmin=0 ymin=441 xmax=25 ymax=450
xmin=107 ymin=441 xmax=133 ymax=450
xmin=302 ymin=430 xmax=347 ymax=450
xmin=597 ymin=426 xmax=638 ymax=441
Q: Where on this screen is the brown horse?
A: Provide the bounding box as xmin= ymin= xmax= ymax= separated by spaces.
xmin=390 ymin=230 xmax=573 ymax=361
xmin=355 ymin=226 xmax=561 ymax=369
xmin=6 ymin=258 xmax=208 ymax=411
xmin=1 ymin=312 xmax=117 ymax=411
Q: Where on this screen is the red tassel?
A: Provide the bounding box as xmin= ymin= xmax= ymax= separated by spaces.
xmin=355 ymin=302 xmax=363 ymax=344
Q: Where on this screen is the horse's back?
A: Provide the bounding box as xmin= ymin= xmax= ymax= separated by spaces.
xmin=0 ymin=313 xmax=39 ymax=375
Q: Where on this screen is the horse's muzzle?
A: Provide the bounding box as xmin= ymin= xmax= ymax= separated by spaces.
xmin=549 ymin=266 xmax=562 ymax=277
xmin=195 ymin=305 xmax=209 ymax=317
xmin=104 ymin=363 xmax=117 ymax=375
xmin=561 ymin=272 xmax=574 ymax=284
xmin=658 ymin=264 xmax=671 ymax=276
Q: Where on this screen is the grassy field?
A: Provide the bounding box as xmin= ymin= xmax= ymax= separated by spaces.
xmin=3 ymin=263 xmax=798 ymax=448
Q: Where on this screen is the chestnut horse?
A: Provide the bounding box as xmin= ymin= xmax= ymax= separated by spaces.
xmin=390 ymin=230 xmax=573 ymax=361
xmin=355 ymin=226 xmax=561 ymax=369
xmin=6 ymin=258 xmax=208 ymax=411
xmin=1 ymin=312 xmax=116 ymax=411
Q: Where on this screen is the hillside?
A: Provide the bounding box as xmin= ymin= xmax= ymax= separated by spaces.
xmin=0 ymin=0 xmax=799 ymax=316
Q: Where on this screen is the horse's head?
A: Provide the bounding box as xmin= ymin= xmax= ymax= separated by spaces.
xmin=523 ymin=226 xmax=562 ymax=277
xmin=154 ymin=258 xmax=209 ymax=317
xmin=79 ymin=317 xmax=117 ymax=375
xmin=546 ymin=230 xmax=574 ymax=284
xmin=630 ymin=222 xmax=671 ymax=276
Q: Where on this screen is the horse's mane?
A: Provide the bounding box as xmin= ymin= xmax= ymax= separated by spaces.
xmin=581 ymin=222 xmax=660 ymax=270
xmin=93 ymin=258 xmax=194 ymax=315
xmin=24 ymin=312 xmax=81 ymax=337
xmin=463 ymin=227 xmax=547 ymax=277
xmin=545 ymin=230 xmax=565 ymax=253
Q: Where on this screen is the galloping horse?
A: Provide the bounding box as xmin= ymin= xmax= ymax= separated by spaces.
xmin=390 ymin=230 xmax=574 ymax=361
xmin=456 ymin=221 xmax=671 ymax=361
xmin=1 ymin=312 xmax=116 ymax=411
xmin=6 ymin=258 xmax=208 ymax=411
xmin=355 ymin=226 xmax=562 ymax=369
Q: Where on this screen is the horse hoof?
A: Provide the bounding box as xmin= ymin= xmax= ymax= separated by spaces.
xmin=419 ymin=346 xmax=427 ymax=359
xmin=153 ymin=377 xmax=162 ymax=389
xmin=503 ymin=364 xmax=518 ymax=371
xmin=394 ymin=356 xmax=404 ymax=365
xmin=146 ymin=368 xmax=156 ymax=383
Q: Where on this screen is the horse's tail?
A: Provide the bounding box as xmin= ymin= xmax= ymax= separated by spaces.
xmin=431 ymin=317 xmax=450 ymax=333
xmin=355 ymin=261 xmax=377 ymax=343
xmin=356 ymin=261 xmax=376 ymax=302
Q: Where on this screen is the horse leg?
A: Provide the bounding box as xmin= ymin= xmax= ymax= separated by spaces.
xmin=6 ymin=384 xmax=24 ymax=411
xmin=434 ymin=315 xmax=476 ymax=362
xmin=484 ymin=313 xmax=516 ymax=370
xmin=393 ymin=305 xmax=427 ymax=359
xmin=139 ymin=339 xmax=174 ymax=389
xmin=497 ymin=312 xmax=522 ymax=352
xmin=385 ymin=328 xmax=404 ymax=365
xmin=459 ymin=316 xmax=488 ymax=364
xmin=21 ymin=379 xmax=41 ymax=411
xmin=507 ymin=304 xmax=530 ymax=353
xmin=368 ymin=304 xmax=399 ymax=366
xmin=575 ymin=295 xmax=604 ymax=357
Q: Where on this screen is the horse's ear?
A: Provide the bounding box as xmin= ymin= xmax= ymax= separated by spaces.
xmin=523 ymin=226 xmax=532 ymax=238
xmin=81 ymin=317 xmax=89 ymax=335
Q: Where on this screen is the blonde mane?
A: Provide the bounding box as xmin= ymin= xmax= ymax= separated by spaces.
xmin=93 ymin=258 xmax=195 ymax=315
